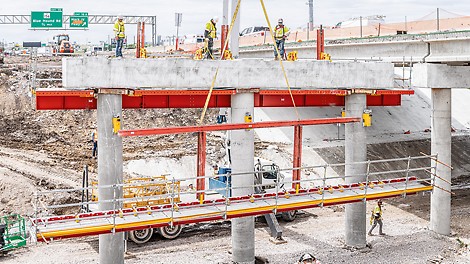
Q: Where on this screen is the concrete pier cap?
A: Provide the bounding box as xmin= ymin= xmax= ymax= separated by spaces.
xmin=412 ymin=63 xmax=470 ymax=89
xmin=62 ymin=57 xmax=395 ymax=89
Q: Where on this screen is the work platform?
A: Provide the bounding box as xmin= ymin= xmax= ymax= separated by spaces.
xmin=33 ymin=177 xmax=432 ymax=242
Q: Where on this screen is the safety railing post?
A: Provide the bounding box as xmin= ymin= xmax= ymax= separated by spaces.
xmin=363 ymin=160 xmax=371 ymax=202
xmin=432 ymin=154 xmax=438 ymax=193
xmin=170 ymin=177 xmax=175 ymax=228
xmin=224 ymin=172 xmax=231 ymax=220
xmin=404 ymin=156 xmax=412 ymax=197
xmin=112 ymin=184 xmax=116 ymax=233
xmin=274 ymin=169 xmax=280 ymax=215
xmin=321 ymin=165 xmax=327 ymax=207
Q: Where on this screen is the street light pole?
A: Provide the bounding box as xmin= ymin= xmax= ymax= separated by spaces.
xmin=175 ymin=13 xmax=182 ymax=50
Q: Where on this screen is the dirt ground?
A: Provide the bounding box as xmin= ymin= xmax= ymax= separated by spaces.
xmin=0 ymin=56 xmax=469 ymax=263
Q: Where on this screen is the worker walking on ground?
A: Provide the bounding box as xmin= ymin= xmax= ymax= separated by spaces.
xmin=368 ymin=200 xmax=385 ymax=236
xmin=91 ymin=129 xmax=98 ymax=158
xmin=204 ymin=16 xmax=219 ymax=59
xmin=273 ymin=18 xmax=290 ymax=60
xmin=113 ymin=15 xmax=125 ymax=58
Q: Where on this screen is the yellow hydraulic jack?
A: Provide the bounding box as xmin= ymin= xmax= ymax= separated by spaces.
xmin=140 ymin=48 xmax=147 ymax=58
xmin=286 ymin=51 xmax=298 ymax=61
xmin=193 ymin=48 xmax=204 ymax=60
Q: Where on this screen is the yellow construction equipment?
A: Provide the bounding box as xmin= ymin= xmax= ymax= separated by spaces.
xmin=193 ymin=48 xmax=204 ymax=60
xmin=286 ymin=51 xmax=298 ymax=61
xmin=320 ymin=52 xmax=331 ymax=61
xmin=140 ymin=47 xmax=147 ymax=58
xmin=91 ymin=176 xmax=181 ymax=208
xmin=223 ymin=50 xmax=233 ymax=60
xmin=363 ymin=109 xmax=372 ymax=127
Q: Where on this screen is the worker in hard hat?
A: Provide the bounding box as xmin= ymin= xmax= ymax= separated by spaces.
xmin=113 ymin=15 xmax=125 ymax=57
xmin=273 ymin=18 xmax=290 ymax=60
xmin=91 ymin=129 xmax=98 ymax=158
xmin=297 ymin=253 xmax=321 ymax=264
xmin=204 ymin=16 xmax=219 ymax=59
xmin=368 ymin=200 xmax=385 ymax=236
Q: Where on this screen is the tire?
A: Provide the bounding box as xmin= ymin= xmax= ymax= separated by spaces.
xmin=128 ymin=228 xmax=154 ymax=244
xmin=281 ymin=210 xmax=297 ymax=222
xmin=158 ymin=225 xmax=183 ymax=239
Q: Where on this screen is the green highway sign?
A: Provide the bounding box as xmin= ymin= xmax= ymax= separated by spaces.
xmin=74 ymin=12 xmax=88 ymax=16
xmin=50 ymin=8 xmax=63 ymax=12
xmin=70 ymin=16 xmax=88 ymax=28
xmin=31 ymin=10 xmax=63 ymax=28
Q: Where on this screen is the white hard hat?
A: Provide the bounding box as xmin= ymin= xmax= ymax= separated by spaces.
xmin=278 ymin=18 xmax=283 ymax=23
xmin=299 ymin=253 xmax=315 ymax=261
xmin=118 ymin=15 xmax=124 ymax=20
xmin=212 ymin=16 xmax=219 ymax=23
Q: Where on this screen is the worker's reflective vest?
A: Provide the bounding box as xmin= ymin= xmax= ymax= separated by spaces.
xmin=274 ymin=25 xmax=289 ymax=39
xmin=114 ymin=21 xmax=126 ymax=38
xmin=205 ymin=20 xmax=217 ymax=39
xmin=372 ymin=205 xmax=382 ymax=220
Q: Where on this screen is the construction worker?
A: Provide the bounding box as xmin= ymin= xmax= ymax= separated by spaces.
xmin=273 ymin=18 xmax=290 ymax=60
xmin=113 ymin=15 xmax=125 ymax=57
xmin=91 ymin=129 xmax=98 ymax=158
xmin=213 ymin=164 xmax=219 ymax=180
xmin=204 ymin=16 xmax=219 ymax=59
xmin=297 ymin=253 xmax=321 ymax=264
xmin=368 ymin=200 xmax=385 ymax=236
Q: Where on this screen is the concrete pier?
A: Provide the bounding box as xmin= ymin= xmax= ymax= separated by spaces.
xmin=430 ymin=88 xmax=452 ymax=235
xmin=230 ymin=92 xmax=255 ymax=264
xmin=344 ymin=94 xmax=367 ymax=247
xmin=97 ymin=94 xmax=124 ymax=264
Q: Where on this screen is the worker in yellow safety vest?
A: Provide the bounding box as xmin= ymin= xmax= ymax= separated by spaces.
xmin=113 ymin=15 xmax=125 ymax=57
xmin=91 ymin=129 xmax=98 ymax=158
xmin=273 ymin=18 xmax=290 ymax=60
xmin=204 ymin=16 xmax=219 ymax=59
xmin=368 ymin=200 xmax=385 ymax=236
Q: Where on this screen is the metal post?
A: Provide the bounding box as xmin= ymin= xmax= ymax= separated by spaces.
xmin=437 ymin=8 xmax=440 ymax=31
xmin=404 ymin=156 xmax=412 ymax=197
xmin=292 ymin=125 xmax=302 ymax=192
xmin=430 ymin=88 xmax=451 ymax=235
xmin=221 ymin=0 xmax=229 ymax=53
xmin=97 ymin=93 xmax=124 ymax=264
xmin=360 ymin=16 xmax=363 ymax=38
xmin=152 ymin=16 xmax=157 ymax=46
xmin=231 ymin=92 xmax=255 ymax=264
xmin=136 ymin=22 xmax=141 ymax=58
xmin=344 ymin=94 xmax=367 ymax=248
xmin=308 ymin=0 xmax=314 ymax=31
xmin=316 ymin=25 xmax=324 ymax=60
xmin=197 ymin=132 xmax=206 ymax=202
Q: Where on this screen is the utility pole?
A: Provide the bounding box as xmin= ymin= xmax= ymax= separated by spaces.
xmin=308 ymin=0 xmax=314 ymax=31
xmin=360 ymin=16 xmax=363 ymax=37
xmin=436 ymin=8 xmax=440 ymax=31
xmin=175 ymin=13 xmax=182 ymax=50
xmin=230 ymin=0 xmax=241 ymax=58
xmin=405 ymin=16 xmax=408 ymax=32
xmin=221 ymin=0 xmax=229 ymax=53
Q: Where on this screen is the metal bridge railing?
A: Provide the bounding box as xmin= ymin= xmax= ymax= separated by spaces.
xmin=31 ymin=154 xmax=450 ymax=237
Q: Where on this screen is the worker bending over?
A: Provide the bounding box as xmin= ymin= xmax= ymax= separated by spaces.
xmin=297 ymin=253 xmax=321 ymax=264
xmin=274 ymin=18 xmax=290 ymax=60
xmin=113 ymin=15 xmax=125 ymax=57
xmin=204 ymin=16 xmax=219 ymax=59
xmin=368 ymin=200 xmax=385 ymax=236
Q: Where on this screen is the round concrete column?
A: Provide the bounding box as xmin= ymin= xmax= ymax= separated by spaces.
xmin=231 ymin=92 xmax=255 ymax=264
xmin=97 ymin=94 xmax=124 ymax=264
xmin=344 ymin=94 xmax=367 ymax=248
xmin=230 ymin=0 xmax=241 ymax=58
xmin=430 ymin=88 xmax=452 ymax=235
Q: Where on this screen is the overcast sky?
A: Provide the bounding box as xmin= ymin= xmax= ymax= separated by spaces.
xmin=0 ymin=0 xmax=469 ymax=44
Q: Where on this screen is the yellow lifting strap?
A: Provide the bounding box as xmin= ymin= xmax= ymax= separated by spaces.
xmin=199 ymin=0 xmax=241 ymax=125
xmin=260 ymin=0 xmax=300 ymax=121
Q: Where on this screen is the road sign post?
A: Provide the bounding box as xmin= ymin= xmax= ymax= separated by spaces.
xmin=175 ymin=13 xmax=182 ymax=50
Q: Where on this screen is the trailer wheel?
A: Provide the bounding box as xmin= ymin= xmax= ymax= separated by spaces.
xmin=281 ymin=210 xmax=297 ymax=222
xmin=158 ymin=225 xmax=183 ymax=239
xmin=128 ymin=228 xmax=154 ymax=244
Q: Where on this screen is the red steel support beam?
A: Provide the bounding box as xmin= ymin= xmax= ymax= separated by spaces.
xmin=197 ymin=132 xmax=206 ymax=202
xmin=292 ymin=125 xmax=302 ymax=191
xmin=118 ymin=117 xmax=360 ymax=137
